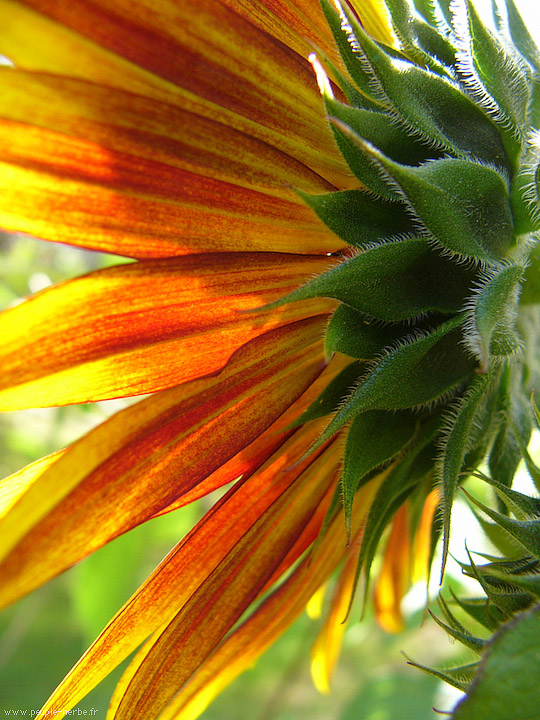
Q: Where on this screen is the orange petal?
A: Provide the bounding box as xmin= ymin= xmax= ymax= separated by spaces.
xmin=40 ymin=415 xmax=332 ymax=715
xmin=13 ymin=0 xmax=352 ymax=185
xmin=373 ymin=503 xmax=411 ymax=634
xmin=108 ymin=443 xmax=339 ymax=720
xmin=0 ymin=252 xmax=333 ymax=409
xmin=154 ymin=353 xmax=352 ymax=517
xmin=217 ymin=0 xmax=342 ymax=68
xmin=0 ymin=319 xmax=325 ymax=608
xmin=0 ymin=69 xmax=337 ymax=201
xmin=0 ymin=121 xmax=343 ymax=258
xmin=152 ymin=469 xmax=389 ymax=720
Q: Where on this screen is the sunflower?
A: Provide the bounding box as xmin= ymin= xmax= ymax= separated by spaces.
xmin=0 ymin=0 xmax=539 ymax=718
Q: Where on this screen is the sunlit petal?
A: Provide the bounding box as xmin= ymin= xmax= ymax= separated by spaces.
xmin=0 ymin=253 xmax=333 ymax=408
xmin=0 ymin=320 xmax=325 ymax=607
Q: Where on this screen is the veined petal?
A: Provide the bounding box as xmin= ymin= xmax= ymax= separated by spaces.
xmin=107 ymin=444 xmax=339 ymax=720
xmin=7 ymin=0 xmax=352 ymax=184
xmin=0 ymin=69 xmax=337 ymax=200
xmin=40 ymin=416 xmax=333 ymax=715
xmin=0 ymin=319 xmax=326 ymax=608
xmin=154 ymin=354 xmax=352 ymax=517
xmin=0 ymin=0 xmax=180 ymax=96
xmin=151 ymin=470 xmax=389 ymax=720
xmin=217 ymin=0 xmax=341 ymax=66
xmin=0 ymin=122 xmax=344 ymax=258
xmin=310 ymin=531 xmax=363 ymax=694
xmin=0 ymin=253 xmax=333 ymax=409
xmin=373 ymin=504 xmax=411 ymax=634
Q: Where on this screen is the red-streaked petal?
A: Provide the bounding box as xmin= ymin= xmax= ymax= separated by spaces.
xmin=40 ymin=417 xmax=332 ymax=715
xmin=217 ymin=0 xmax=341 ymax=66
xmin=153 ymin=354 xmax=352 ymax=517
xmin=0 ymin=319 xmax=325 ymax=608
xmin=13 ymin=0 xmax=350 ymax=184
xmin=0 ymin=0 xmax=177 ymax=95
xmin=0 ymin=122 xmax=343 ymax=258
xmin=373 ymin=503 xmax=411 ymax=634
xmin=109 ymin=444 xmax=340 ymax=720
xmin=0 ymin=69 xmax=337 ymax=200
xmin=149 ymin=471 xmax=390 ymax=720
xmin=0 ymin=253 xmax=333 ymax=409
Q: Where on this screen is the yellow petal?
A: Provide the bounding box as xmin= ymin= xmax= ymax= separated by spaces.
xmin=0 ymin=449 xmax=66 ymax=518
xmin=348 ymin=0 xmax=397 ymax=47
xmin=310 ymin=531 xmax=363 ymax=694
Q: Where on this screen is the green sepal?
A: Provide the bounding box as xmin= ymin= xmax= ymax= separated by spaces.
xmin=510 ymin=167 xmax=540 ymax=235
xmin=312 ymin=47 xmax=375 ymax=109
xmin=347 ymin=146 xmax=514 ymax=263
xmin=353 ymin=417 xmax=442 ymax=613
xmin=341 ymin=410 xmax=417 ymax=539
xmin=431 ymin=596 xmax=486 ymax=653
xmin=523 ymin=448 xmax=540 ymax=492
xmin=409 ymin=0 xmax=438 ymax=26
xmin=324 ymin=305 xmax=409 ymax=359
xmin=290 ymin=361 xmax=365 ymax=427
xmin=465 ymin=264 xmax=524 ymax=370
xmin=325 ymin=98 xmax=439 ymax=199
xmin=468 ymin=502 xmax=524 ymax=557
xmin=472 ymin=554 xmax=540 ymax=576
xmin=481 ymin=566 xmax=540 ymax=598
xmin=436 ymin=0 xmax=453 ymax=28
xmin=448 ymin=588 xmax=504 ymax=632
xmin=464 ymin=489 xmax=540 ymax=559
xmin=461 ymin=0 xmax=529 ymax=152
xmin=339 ymin=2 xmax=509 ymax=169
xmin=489 ymin=369 xmax=533 ymax=492
xmin=479 ymin=475 xmax=540 ymax=521
xmin=452 ymin=605 xmax=540 ymax=720
xmin=460 ymin=551 xmax=535 ymax=617
xmin=384 ymin=0 xmax=457 ymax=74
xmin=317 ymin=316 xmax=475 ymax=448
xmin=318 ymin=0 xmax=387 ymax=109
xmin=518 ymin=305 xmax=540 ymax=393
xmin=461 ymin=379 xmax=502 ymax=469
xmin=519 ymin=239 xmax=540 ymax=304
xmin=406 ymin=657 xmax=478 ymax=693
xmin=271 ymin=238 xmax=477 ymax=322
xmin=529 ymin=74 xmax=540 ymax=130
xmin=439 ymin=373 xmax=493 ymax=575
xmin=297 ymin=188 xmax=415 ymax=248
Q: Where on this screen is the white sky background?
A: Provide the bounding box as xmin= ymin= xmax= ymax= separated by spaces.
xmin=477 ymin=0 xmax=540 ymax=37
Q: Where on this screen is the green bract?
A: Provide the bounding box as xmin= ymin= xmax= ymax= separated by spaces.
xmin=280 ymin=0 xmax=540 ymax=708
